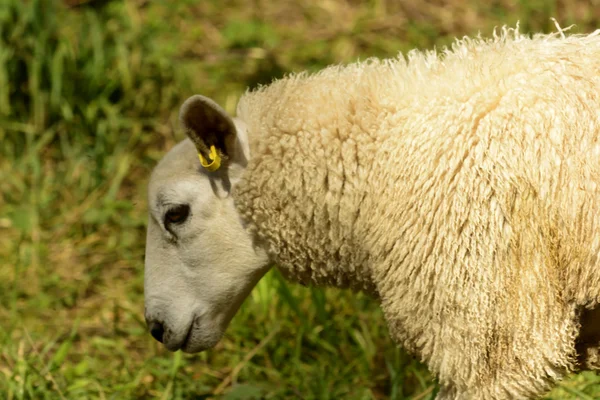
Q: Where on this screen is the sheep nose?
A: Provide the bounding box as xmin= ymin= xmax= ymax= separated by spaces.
xmin=148 ymin=321 xmax=165 ymax=343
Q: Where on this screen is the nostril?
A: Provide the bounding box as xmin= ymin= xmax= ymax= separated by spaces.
xmin=149 ymin=321 xmax=165 ymax=343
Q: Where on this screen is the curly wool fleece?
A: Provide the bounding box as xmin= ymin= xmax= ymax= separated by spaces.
xmin=232 ymin=27 xmax=600 ymax=399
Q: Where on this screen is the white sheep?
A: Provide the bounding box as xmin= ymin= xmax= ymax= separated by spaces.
xmin=144 ymin=27 xmax=600 ymax=399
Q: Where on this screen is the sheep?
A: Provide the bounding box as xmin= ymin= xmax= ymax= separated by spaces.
xmin=144 ymin=26 xmax=600 ymax=399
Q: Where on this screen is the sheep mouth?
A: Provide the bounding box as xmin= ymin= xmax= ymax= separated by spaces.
xmin=178 ymin=320 xmax=196 ymax=352
xmin=181 ymin=318 xmax=223 ymax=354
xmin=164 ymin=318 xmax=196 ymax=352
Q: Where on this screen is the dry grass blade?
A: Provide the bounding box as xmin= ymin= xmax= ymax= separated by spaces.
xmin=411 ymin=385 xmax=435 ymax=400
xmin=213 ymin=324 xmax=281 ymax=395
xmin=22 ymin=328 xmax=67 ymax=400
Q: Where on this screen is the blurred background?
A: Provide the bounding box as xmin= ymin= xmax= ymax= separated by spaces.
xmin=1 ymin=0 xmax=599 ymax=399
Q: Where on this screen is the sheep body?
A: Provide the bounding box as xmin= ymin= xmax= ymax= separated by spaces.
xmin=232 ymin=27 xmax=600 ymax=398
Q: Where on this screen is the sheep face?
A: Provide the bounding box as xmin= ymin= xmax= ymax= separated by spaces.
xmin=144 ymin=96 xmax=270 ymax=353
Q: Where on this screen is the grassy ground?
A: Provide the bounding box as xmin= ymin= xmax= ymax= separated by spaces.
xmin=1 ymin=0 xmax=600 ymax=399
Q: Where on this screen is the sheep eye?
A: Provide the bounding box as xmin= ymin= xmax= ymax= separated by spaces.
xmin=164 ymin=205 xmax=190 ymax=226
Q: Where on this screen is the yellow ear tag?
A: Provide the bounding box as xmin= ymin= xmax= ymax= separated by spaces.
xmin=198 ymin=145 xmax=221 ymax=172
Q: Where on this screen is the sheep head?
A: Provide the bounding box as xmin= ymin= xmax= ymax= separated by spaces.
xmin=143 ymin=95 xmax=270 ymax=353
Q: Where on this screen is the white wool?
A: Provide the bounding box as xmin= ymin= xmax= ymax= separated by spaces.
xmin=231 ymin=27 xmax=600 ymax=398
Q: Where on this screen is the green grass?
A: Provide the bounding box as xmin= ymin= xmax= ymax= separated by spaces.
xmin=0 ymin=0 xmax=599 ymax=398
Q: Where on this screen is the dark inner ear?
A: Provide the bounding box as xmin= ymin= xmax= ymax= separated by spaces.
xmin=180 ymin=96 xmax=237 ymax=161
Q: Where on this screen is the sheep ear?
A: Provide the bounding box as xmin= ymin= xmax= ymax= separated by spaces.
xmin=179 ymin=95 xmax=242 ymax=172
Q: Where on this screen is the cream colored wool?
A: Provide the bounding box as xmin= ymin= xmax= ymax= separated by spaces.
xmin=232 ymin=27 xmax=600 ymax=399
